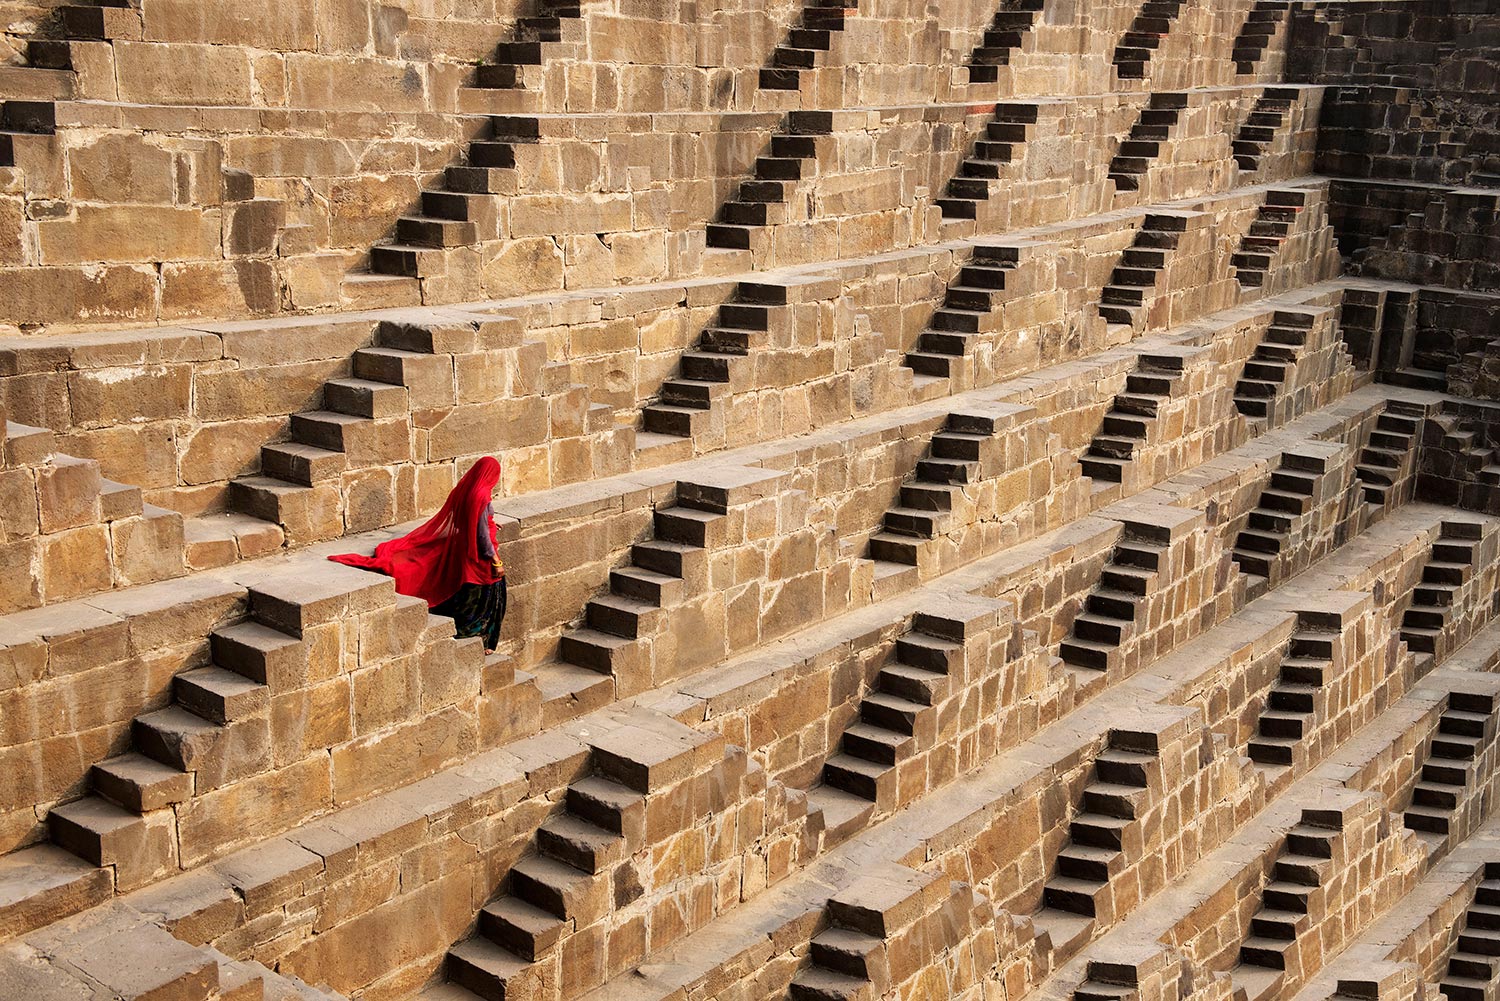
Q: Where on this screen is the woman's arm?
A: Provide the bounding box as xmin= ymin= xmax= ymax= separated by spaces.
xmin=477 ymin=503 xmax=497 ymax=561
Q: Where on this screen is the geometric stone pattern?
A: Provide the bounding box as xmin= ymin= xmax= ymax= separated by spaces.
xmin=4 ymin=1 xmax=1500 ymax=1001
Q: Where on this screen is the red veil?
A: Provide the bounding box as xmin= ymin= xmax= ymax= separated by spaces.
xmin=329 ymin=456 xmax=502 ymax=608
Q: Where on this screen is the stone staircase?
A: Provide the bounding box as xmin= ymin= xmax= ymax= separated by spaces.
xmin=964 ymin=0 xmax=1047 ymax=83
xmin=1245 ymin=621 xmax=1339 ymax=768
xmin=1106 ymin=93 xmax=1189 ymax=193
xmin=790 ymin=864 xmax=998 ymax=1001
xmin=46 ymin=599 xmax=323 ymax=878
xmin=1403 ymin=690 xmax=1498 ymax=837
xmin=220 ymin=315 xmax=574 ymax=554
xmin=0 ymin=99 xmax=57 ymax=170
xmin=1237 ymin=819 xmax=1341 ymax=972
xmin=1437 ymin=868 xmax=1500 ymax=1001
xmin=369 ymin=115 xmax=537 ymax=279
xmin=1232 ymin=89 xmax=1300 ymax=174
xmin=472 ymin=0 xmax=592 ymax=92
xmin=533 ymin=469 xmax=786 ymax=721
xmin=1424 ymin=412 xmax=1500 ymax=490
xmin=1097 ymin=213 xmax=1189 ymax=338
xmin=1233 ymin=310 xmax=1316 ymax=420
xmin=0 ymin=420 xmax=185 ymax=612
xmin=866 ymin=406 xmax=1016 ymax=574
xmin=0 ymin=0 xmax=128 ymax=168
xmin=706 ymin=112 xmax=835 ymax=250
xmin=546 ymin=500 xmax=727 ymax=707
xmin=936 ymin=104 xmax=1041 ymax=220
xmin=759 ymin=0 xmax=858 ymax=90
xmin=1230 ymin=449 xmax=1330 ymax=590
xmin=1354 ymin=407 xmax=1422 ymax=511
xmin=38 ymin=0 xmax=142 ymax=42
xmin=1058 ymin=531 xmax=1166 ymax=673
xmin=815 ymin=615 xmax=963 ymax=817
xmin=1399 ymin=521 xmax=1484 ymax=661
xmin=1077 ymin=353 xmax=1188 ymax=485
xmin=1233 ymin=189 xmax=1306 ymax=288
xmin=1072 ymin=960 xmax=1149 ymax=1001
xmin=439 ymin=718 xmax=732 ymax=1001
xmin=1041 ymin=737 xmax=1154 ymax=920
xmin=640 ymin=283 xmax=783 ymax=441
xmin=443 ymin=772 xmax=644 ymax=998
xmin=1111 ymin=0 xmax=1187 ymax=79
xmin=902 ymin=245 xmax=1021 ymax=380
xmin=1233 ymin=0 xmax=1293 ymax=75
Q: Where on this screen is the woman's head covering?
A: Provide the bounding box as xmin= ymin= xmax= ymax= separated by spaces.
xmin=329 ymin=456 xmax=502 ymax=607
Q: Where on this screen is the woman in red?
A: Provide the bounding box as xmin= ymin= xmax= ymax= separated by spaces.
xmin=330 ymin=456 xmax=507 ymax=652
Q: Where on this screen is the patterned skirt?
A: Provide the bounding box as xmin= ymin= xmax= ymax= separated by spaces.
xmin=433 ymin=578 xmax=507 ymax=652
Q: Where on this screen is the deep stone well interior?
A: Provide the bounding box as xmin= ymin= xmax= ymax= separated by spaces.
xmin=3 ymin=0 xmax=1500 ymax=999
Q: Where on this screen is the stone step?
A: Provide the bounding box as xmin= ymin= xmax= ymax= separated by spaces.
xmin=893 ymin=632 xmax=961 ymax=674
xmin=1404 ymin=806 xmax=1450 ymax=835
xmin=536 ymin=813 xmax=624 ymax=874
xmin=0 ymin=844 xmax=112 ymax=940
xmin=558 ymin=627 xmax=634 ymax=674
xmin=47 ymin=796 xmax=146 ymax=867
xmin=879 ymin=662 xmax=950 ymax=705
xmin=809 ymin=927 xmax=885 ymax=981
xmin=1239 ymin=935 xmax=1292 ymax=969
xmin=631 ymin=539 xmax=707 ymax=582
xmin=565 ymin=776 xmax=646 ymax=840
xmin=1056 ymin=843 xmax=1124 ymax=881
xmin=509 ymin=854 xmax=596 ymax=922
xmin=842 ymin=721 xmax=916 ymax=765
xmin=654 ymin=506 xmax=727 ymax=547
xmin=478 ymin=895 xmax=566 ymax=962
xmin=133 ymin=705 xmax=226 ymax=772
xmin=172 ymin=666 xmax=269 ymax=725
xmin=1044 ymin=874 xmax=1104 ymax=916
xmin=260 ymin=442 xmax=346 ymax=486
xmin=1081 ymin=781 xmax=1149 ymax=818
xmin=447 ymin=937 xmax=533 ymax=1001
xmin=1070 ymin=811 xmax=1129 ymax=850
xmin=90 ymin=753 xmax=193 ymax=813
xmin=585 ymin=592 xmax=663 ymax=639
xmin=789 ymin=966 xmax=872 ymax=1001
xmin=823 ymin=750 xmax=894 ymax=802
xmin=210 ymin=620 xmax=303 ymax=687
xmin=859 ymin=692 xmax=930 ymax=735
xmin=609 ymin=565 xmax=684 ymax=606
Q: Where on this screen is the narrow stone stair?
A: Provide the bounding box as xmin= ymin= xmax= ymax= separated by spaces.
xmin=1111 ymin=0 xmax=1187 ymax=79
xmin=759 ymin=0 xmax=857 ymax=90
xmin=1233 ymin=310 xmax=1315 ymax=420
xmin=1106 ymin=92 xmax=1188 ymax=192
xmin=1237 ymin=822 xmax=1339 ymax=971
xmin=706 ymin=113 xmax=835 ymax=250
xmin=1040 ymin=741 xmax=1154 ymax=919
xmin=965 ymin=0 xmax=1046 ymax=83
xmin=1097 ymin=213 xmax=1188 ymax=338
xmin=1438 ymin=868 xmax=1500 ymax=1001
xmin=1245 ymin=624 xmax=1338 ymax=768
xmin=1058 ymin=534 xmax=1166 ymax=673
xmin=936 ymin=104 xmax=1040 ymax=220
xmin=1077 ymin=353 xmax=1186 ymax=484
xmin=1403 ymin=690 xmax=1497 ymax=837
xmin=1232 ymin=88 xmax=1299 ymax=173
xmin=902 ymin=245 xmax=1020 ymax=380
xmin=1400 ymin=521 xmax=1483 ymax=660
xmin=1232 ymin=1 xmax=1293 ymax=75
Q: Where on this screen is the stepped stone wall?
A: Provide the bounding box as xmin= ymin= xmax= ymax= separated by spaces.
xmin=8 ymin=1 xmax=1500 ymax=1001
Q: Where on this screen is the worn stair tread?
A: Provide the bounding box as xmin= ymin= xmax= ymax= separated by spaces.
xmin=482 ymin=894 xmax=566 ymax=935
xmin=448 ymin=935 xmax=531 ymax=976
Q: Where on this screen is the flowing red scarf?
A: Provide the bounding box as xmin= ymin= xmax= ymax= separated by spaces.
xmin=329 ymin=456 xmax=502 ymax=607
